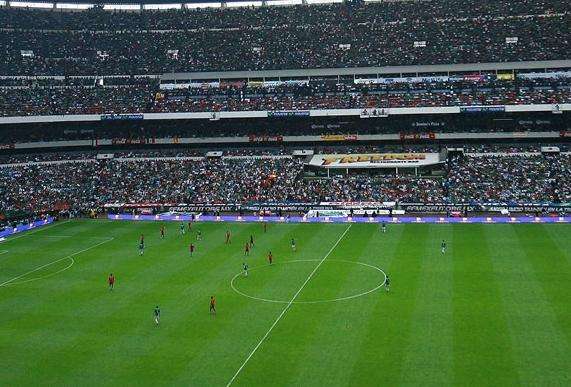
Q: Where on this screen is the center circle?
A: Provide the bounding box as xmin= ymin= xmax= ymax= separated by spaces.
xmin=230 ymin=259 xmax=387 ymax=304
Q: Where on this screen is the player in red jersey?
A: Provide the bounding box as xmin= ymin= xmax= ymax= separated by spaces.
xmin=189 ymin=243 xmax=195 ymax=257
xmin=108 ymin=273 xmax=115 ymax=291
xmin=209 ymin=296 xmax=216 ymax=314
xmin=225 ymin=230 xmax=231 ymax=244
xmin=268 ymin=251 xmax=273 ymax=265
xmin=244 ymin=242 xmax=250 ymax=256
xmin=160 ymin=225 xmax=165 ymax=239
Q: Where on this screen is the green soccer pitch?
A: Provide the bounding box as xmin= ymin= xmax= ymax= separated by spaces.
xmin=1 ymin=219 xmax=570 ymax=386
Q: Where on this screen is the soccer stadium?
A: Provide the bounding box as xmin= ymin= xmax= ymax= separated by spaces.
xmin=0 ymin=0 xmax=570 ymax=385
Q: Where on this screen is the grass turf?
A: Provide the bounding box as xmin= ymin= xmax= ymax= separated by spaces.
xmin=0 ymin=219 xmax=570 ymax=386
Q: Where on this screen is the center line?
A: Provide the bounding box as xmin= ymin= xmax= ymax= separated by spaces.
xmin=226 ymin=224 xmax=352 ymax=386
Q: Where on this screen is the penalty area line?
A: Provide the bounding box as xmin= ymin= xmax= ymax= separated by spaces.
xmin=226 ymin=224 xmax=352 ymax=387
xmin=0 ymin=237 xmax=114 ymax=288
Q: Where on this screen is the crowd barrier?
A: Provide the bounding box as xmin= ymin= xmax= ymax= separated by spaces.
xmin=0 ymin=217 xmax=54 ymax=240
xmin=109 ymin=214 xmax=569 ymax=224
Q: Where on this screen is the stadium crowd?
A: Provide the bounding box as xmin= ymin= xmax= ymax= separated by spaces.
xmin=1 ymin=0 xmax=567 ymax=31
xmin=445 ymin=155 xmax=570 ymax=203
xmin=1 ymin=77 xmax=569 ymax=116
xmin=1 ymin=153 xmax=569 ymax=214
xmin=0 ymin=0 xmax=569 ymax=75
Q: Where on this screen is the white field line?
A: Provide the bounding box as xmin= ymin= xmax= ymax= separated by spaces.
xmin=8 ymin=257 xmax=76 ymax=286
xmin=226 ymin=224 xmax=352 ymax=387
xmin=1 ymin=220 xmax=71 ymax=243
xmin=0 ymin=237 xmax=114 ymax=288
xmin=230 ymin=259 xmax=386 ymax=304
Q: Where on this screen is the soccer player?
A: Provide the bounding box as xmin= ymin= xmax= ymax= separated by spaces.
xmin=250 ymin=234 xmax=255 ymax=248
xmin=243 ymin=262 xmax=248 ymax=277
xmin=209 ymin=296 xmax=216 ymax=314
xmin=196 ymin=230 xmax=202 ymax=241
xmin=244 ymin=242 xmax=250 ymax=256
xmin=154 ymin=306 xmax=160 ymax=326
xmin=441 ymin=239 xmax=447 ymax=255
xmin=139 ymin=238 xmax=145 ymax=256
xmin=160 ymin=225 xmax=165 ymax=239
xmin=108 ymin=273 xmax=115 ymax=291
xmin=385 ymin=275 xmax=390 ymax=293
xmin=381 ymin=221 xmax=386 ymax=233
xmin=179 ymin=222 xmax=185 ymax=235
xmin=291 ymin=238 xmax=296 ymax=253
xmin=188 ymin=221 xmax=192 ymax=232
xmin=225 ymin=230 xmax=231 ymax=245
xmin=268 ymin=251 xmax=273 ymax=265
xmin=263 ymin=222 xmax=267 ymax=233
xmin=189 ymin=243 xmax=195 ymax=257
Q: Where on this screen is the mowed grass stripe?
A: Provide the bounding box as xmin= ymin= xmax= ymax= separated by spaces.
xmin=1 ymin=221 xmax=182 ymax=384
xmin=0 ymin=221 xmax=115 ymax=282
xmin=0 ymin=221 xmax=146 ymax=385
xmin=339 ymin=224 xmax=404 ymax=386
xmin=130 ymin=223 xmax=308 ymax=385
xmin=222 ymin=225 xmax=352 ymax=387
xmin=280 ymin=224 xmax=399 ymax=387
xmin=398 ymin=224 xmax=454 ymax=386
xmin=0 ymin=224 xmax=124 ymax=384
xmin=512 ymin=225 xmax=571 ymax=351
xmin=0 ymin=221 xmax=129 ymax=317
xmin=486 ymin=225 xmax=571 ymax=385
xmin=2 ymin=221 xmax=570 ymax=386
xmin=59 ymin=222 xmax=267 ymax=385
xmin=235 ymin=224 xmax=372 ymax=386
xmin=348 ymin=224 xmax=430 ymax=385
xmin=452 ymin=225 xmax=519 ymax=385
xmin=544 ymin=225 xmax=571 ymax=265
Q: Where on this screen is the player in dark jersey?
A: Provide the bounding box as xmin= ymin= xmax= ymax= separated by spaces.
xmin=243 ymin=262 xmax=248 ymax=277
xmin=108 ymin=273 xmax=115 ymax=291
xmin=244 ymin=242 xmax=250 ymax=256
xmin=225 ymin=230 xmax=231 ymax=244
xmin=250 ymin=235 xmax=255 ymax=248
xmin=188 ymin=221 xmax=192 ymax=231
xmin=263 ymin=222 xmax=267 ymax=233
xmin=189 ymin=243 xmax=195 ymax=257
xmin=209 ymin=296 xmax=216 ymax=314
xmin=154 ymin=306 xmax=160 ymax=326
xmin=385 ymin=275 xmax=390 ymax=293
xmin=160 ymin=225 xmax=165 ymax=239
xmin=441 ymin=240 xmax=447 ymax=255
xmin=268 ymin=251 xmax=273 ymax=265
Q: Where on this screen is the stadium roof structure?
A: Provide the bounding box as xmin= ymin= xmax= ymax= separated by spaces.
xmin=0 ymin=0 xmax=346 ymax=8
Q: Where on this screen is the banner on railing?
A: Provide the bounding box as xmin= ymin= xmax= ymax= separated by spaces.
xmin=308 ymin=153 xmax=441 ymax=168
xmin=101 ymin=114 xmax=144 ymax=121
